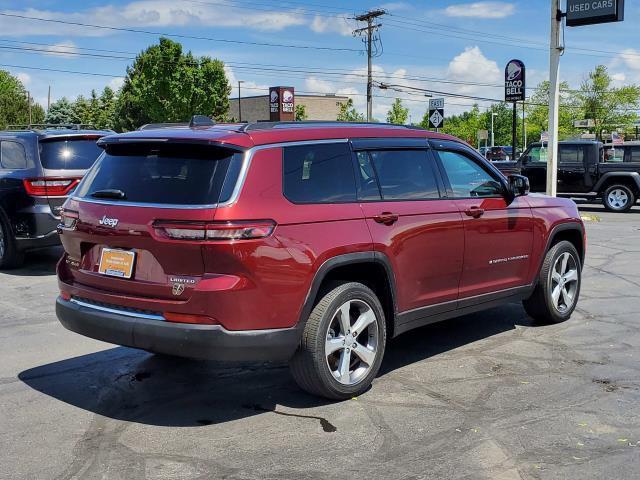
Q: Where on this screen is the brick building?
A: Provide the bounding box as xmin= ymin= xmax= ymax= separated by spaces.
xmin=229 ymin=93 xmax=349 ymax=122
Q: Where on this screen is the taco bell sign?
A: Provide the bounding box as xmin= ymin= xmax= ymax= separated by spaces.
xmin=505 ymin=59 xmax=526 ymax=103
xmin=269 ymin=86 xmax=295 ymax=121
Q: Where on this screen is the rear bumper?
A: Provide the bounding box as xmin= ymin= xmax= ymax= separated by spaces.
xmin=56 ymin=297 xmax=301 ymax=362
xmin=15 ymin=203 xmax=61 ymax=251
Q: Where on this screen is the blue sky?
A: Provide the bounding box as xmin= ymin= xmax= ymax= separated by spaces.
xmin=1 ymin=0 xmax=639 ymax=121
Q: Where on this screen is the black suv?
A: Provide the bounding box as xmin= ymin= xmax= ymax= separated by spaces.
xmin=0 ymin=126 xmax=110 ymax=267
xmin=496 ymin=140 xmax=640 ymax=212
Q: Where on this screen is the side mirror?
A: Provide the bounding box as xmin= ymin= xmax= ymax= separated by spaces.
xmin=509 ymin=174 xmax=530 ymax=197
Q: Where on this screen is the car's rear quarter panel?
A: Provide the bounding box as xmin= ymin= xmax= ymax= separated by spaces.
xmin=212 ymin=147 xmax=372 ymax=329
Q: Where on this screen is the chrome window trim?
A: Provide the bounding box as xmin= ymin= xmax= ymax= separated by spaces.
xmin=71 ymin=138 xmax=350 ymax=210
xmin=70 ymin=298 xmax=165 ymax=321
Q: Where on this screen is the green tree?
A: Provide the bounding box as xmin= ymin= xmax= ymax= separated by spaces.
xmin=97 ymin=86 xmax=117 ymax=130
xmin=336 ymin=98 xmax=365 ymax=122
xmin=114 ymin=37 xmax=231 ymax=131
xmin=0 ymin=70 xmax=45 ymax=127
xmin=574 ymin=65 xmax=640 ymax=140
xmin=430 ymin=104 xmax=483 ymax=144
xmin=45 ymin=97 xmax=79 ymax=125
xmin=386 ymin=98 xmax=409 ymax=125
xmin=525 ymin=81 xmax=578 ymax=144
xmin=295 ymin=104 xmax=307 ymax=121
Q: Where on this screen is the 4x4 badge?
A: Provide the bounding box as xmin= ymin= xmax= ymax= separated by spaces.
xmin=172 ymin=283 xmax=185 ymax=296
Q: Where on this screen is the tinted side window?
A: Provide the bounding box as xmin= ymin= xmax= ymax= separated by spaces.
xmin=283 ymin=143 xmax=356 ymax=203
xmin=363 ymin=149 xmax=440 ymax=200
xmin=437 ymin=150 xmax=503 ymax=198
xmin=525 ymin=146 xmax=548 ymax=163
xmin=628 ymin=147 xmax=640 ymax=163
xmin=0 ymin=141 xmax=27 ymax=169
xmin=604 ymin=148 xmax=624 ymax=162
xmin=559 ymin=146 xmax=584 ymax=164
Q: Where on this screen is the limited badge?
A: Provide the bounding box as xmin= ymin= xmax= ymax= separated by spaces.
xmin=172 ymin=283 xmax=185 ymax=296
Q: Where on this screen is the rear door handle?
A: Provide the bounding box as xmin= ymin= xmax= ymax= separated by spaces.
xmin=464 ymin=207 xmax=485 ymax=218
xmin=373 ymin=212 xmax=399 ymax=225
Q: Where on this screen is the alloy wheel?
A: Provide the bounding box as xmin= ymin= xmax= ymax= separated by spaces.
xmin=325 ymin=299 xmax=379 ymax=385
xmin=607 ymin=188 xmax=629 ymax=210
xmin=550 ymin=252 xmax=579 ymax=313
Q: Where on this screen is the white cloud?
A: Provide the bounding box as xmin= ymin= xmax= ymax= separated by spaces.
xmin=617 ymin=49 xmax=640 ymax=71
xmin=16 ymin=72 xmax=31 ymax=85
xmin=445 ymin=2 xmax=515 ymax=19
xmin=310 ymin=14 xmax=354 ymax=36
xmin=0 ymin=2 xmax=306 ymax=37
xmin=447 ymin=46 xmax=500 ymax=84
xmin=109 ymin=77 xmax=125 ymax=91
xmin=611 ymin=73 xmax=626 ymax=82
xmin=42 ymin=41 xmax=79 ymax=57
xmin=224 ymin=66 xmax=271 ymax=98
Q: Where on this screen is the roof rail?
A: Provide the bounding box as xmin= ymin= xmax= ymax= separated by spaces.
xmin=138 ymin=122 xmax=189 ymax=131
xmin=240 ymin=121 xmax=426 ymax=132
xmin=5 ymin=123 xmax=97 ymax=131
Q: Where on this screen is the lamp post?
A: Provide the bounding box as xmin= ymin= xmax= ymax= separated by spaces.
xmin=491 ymin=112 xmax=498 ymax=147
xmin=237 ymin=80 xmax=244 ymax=122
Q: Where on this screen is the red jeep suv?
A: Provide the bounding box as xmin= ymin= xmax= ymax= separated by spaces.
xmin=56 ymin=120 xmax=585 ymax=399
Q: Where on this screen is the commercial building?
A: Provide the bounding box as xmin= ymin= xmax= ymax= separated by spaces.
xmin=229 ymin=90 xmax=350 ymax=122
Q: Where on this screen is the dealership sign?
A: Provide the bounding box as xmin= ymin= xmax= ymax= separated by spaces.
xmin=505 ymin=59 xmax=525 ymax=102
xmin=566 ymin=0 xmax=624 ymax=27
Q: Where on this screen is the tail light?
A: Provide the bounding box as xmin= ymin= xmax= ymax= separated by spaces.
xmin=60 ymin=209 xmax=79 ymax=230
xmin=153 ymin=220 xmax=276 ymax=241
xmin=23 ymin=177 xmax=81 ymax=197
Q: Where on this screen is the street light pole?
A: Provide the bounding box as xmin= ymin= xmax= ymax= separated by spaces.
xmin=237 ymin=80 xmax=244 ymax=122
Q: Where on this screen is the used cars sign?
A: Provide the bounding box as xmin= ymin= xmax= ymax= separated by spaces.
xmin=566 ymin=0 xmax=624 ymax=27
xmin=505 ymin=59 xmax=525 ymax=103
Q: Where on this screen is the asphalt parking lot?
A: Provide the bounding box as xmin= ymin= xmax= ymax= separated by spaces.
xmin=1 ymin=203 xmax=639 ymax=480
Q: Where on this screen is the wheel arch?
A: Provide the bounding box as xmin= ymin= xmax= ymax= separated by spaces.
xmin=545 ymin=222 xmax=585 ymax=269
xmin=594 ymin=172 xmax=640 ymax=195
xmin=298 ymin=252 xmax=397 ymax=338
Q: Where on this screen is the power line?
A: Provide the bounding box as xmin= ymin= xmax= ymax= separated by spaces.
xmin=0 ymin=12 xmax=362 ymax=53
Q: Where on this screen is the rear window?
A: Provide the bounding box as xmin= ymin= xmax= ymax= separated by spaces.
xmin=75 ymin=143 xmax=243 ymax=205
xmin=39 ymin=138 xmax=103 ymax=170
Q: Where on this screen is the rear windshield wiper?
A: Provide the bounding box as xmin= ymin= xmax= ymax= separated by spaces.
xmin=90 ymin=189 xmax=127 ymax=200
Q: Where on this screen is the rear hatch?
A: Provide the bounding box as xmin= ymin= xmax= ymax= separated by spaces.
xmin=59 ymin=141 xmax=245 ymax=300
xmin=28 ymin=135 xmax=104 ymax=216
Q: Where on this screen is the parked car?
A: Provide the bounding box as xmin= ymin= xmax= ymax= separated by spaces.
xmin=495 ymin=140 xmax=640 ymax=212
xmin=56 ymin=119 xmax=585 ymax=399
xmin=479 ymin=146 xmax=489 ymax=158
xmin=0 ymin=126 xmax=111 ymax=268
xmin=485 ymin=146 xmax=514 ymax=162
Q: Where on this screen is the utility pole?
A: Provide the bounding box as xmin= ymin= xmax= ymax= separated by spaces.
xmin=547 ymin=0 xmax=562 ymax=197
xmin=354 ymin=10 xmax=385 ymax=122
xmin=27 ymin=91 xmax=32 ymax=127
xmin=491 ymin=112 xmax=497 ymax=147
xmin=47 ymin=85 xmax=51 ymax=112
xmin=237 ymin=80 xmax=244 ymax=122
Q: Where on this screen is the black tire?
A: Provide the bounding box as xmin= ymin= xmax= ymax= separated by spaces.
xmin=602 ymin=184 xmax=635 ymax=213
xmin=290 ymin=282 xmax=387 ymax=400
xmin=0 ymin=209 xmax=24 ymax=269
xmin=523 ymin=241 xmax=581 ymax=324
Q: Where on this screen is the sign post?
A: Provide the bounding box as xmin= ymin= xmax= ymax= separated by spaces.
xmin=505 ymin=59 xmax=525 ymax=164
xmin=546 ymin=1 xmax=624 ymax=196
xmin=428 ymin=98 xmax=444 ymax=131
